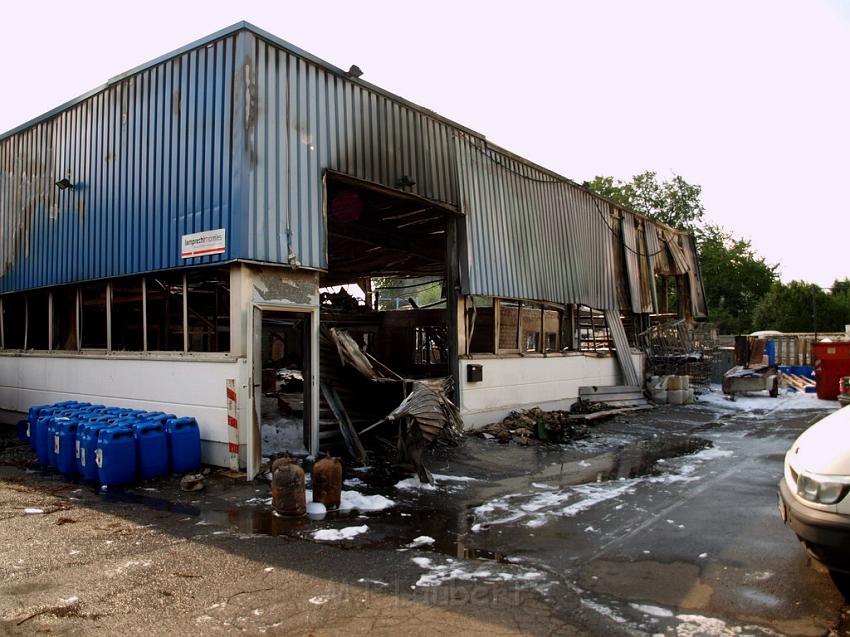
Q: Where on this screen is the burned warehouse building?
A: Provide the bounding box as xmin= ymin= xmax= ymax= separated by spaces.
xmin=0 ymin=22 xmax=708 ymax=478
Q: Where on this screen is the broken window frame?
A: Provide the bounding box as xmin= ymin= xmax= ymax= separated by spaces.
xmin=465 ymin=295 xmax=496 ymax=355
xmin=491 ymin=299 xmax=571 ymax=357
xmin=26 ymin=290 xmax=50 ymax=351
xmin=51 ymin=286 xmax=79 ymax=351
xmin=0 ymin=266 xmax=233 ymax=357
xmin=1 ymin=293 xmax=27 ymax=350
xmin=495 ymin=299 xmax=522 ymax=354
xmin=576 ymin=305 xmax=613 ymax=352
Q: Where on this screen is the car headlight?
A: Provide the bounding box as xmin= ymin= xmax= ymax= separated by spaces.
xmin=796 ymin=471 xmax=850 ymax=504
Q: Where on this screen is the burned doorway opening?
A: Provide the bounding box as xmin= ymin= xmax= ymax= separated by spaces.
xmin=318 ymin=172 xmax=461 ymax=473
xmin=256 ymin=311 xmax=312 ymax=459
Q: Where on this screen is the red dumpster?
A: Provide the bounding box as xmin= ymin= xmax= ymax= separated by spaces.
xmin=812 ymin=342 xmax=850 ymax=400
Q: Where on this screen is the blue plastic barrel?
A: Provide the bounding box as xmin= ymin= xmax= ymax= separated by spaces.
xmin=16 ymin=420 xmax=29 ymax=442
xmin=143 ymin=413 xmax=177 ymax=425
xmin=34 ymin=416 xmax=53 ymax=465
xmin=165 ymin=417 xmax=201 ymax=473
xmin=54 ymin=401 xmax=81 ymax=408
xmin=53 ymin=419 xmax=79 ymax=474
xmin=28 ymin=406 xmax=56 ymax=449
xmin=46 ymin=416 xmax=68 ymax=469
xmin=134 ymin=421 xmax=169 ymax=479
xmin=97 ymin=427 xmax=137 ymax=486
xmin=78 ymin=423 xmax=111 ymax=480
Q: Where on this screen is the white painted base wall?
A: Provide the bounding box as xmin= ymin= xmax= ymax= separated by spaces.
xmin=460 ymin=352 xmax=645 ymax=428
xmin=0 ymin=355 xmax=251 ymax=468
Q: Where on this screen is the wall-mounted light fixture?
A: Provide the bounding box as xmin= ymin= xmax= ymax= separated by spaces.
xmin=395 ymin=175 xmax=416 ymax=189
xmin=55 ymin=178 xmax=74 ymax=191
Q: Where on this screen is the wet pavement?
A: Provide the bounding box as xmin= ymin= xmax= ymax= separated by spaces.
xmin=1 ymin=391 xmax=849 ymax=635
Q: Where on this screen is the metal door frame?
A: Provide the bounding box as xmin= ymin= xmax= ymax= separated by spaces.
xmin=246 ymin=302 xmax=319 ymax=479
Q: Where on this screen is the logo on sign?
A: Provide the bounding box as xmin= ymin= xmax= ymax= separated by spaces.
xmin=181 ymin=228 xmax=226 ymax=259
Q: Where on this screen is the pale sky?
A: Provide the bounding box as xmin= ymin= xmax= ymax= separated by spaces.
xmin=2 ymin=0 xmax=848 ymax=287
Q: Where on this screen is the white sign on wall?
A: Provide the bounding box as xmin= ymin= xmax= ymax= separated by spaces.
xmin=181 ymin=228 xmax=226 ymax=259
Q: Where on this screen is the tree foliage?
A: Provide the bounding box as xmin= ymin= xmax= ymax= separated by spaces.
xmin=696 ymin=224 xmax=778 ymax=334
xmin=752 ymin=279 xmax=850 ymax=333
xmin=585 ymin=173 xmax=777 ymax=333
xmin=584 ymin=171 xmax=705 ymax=232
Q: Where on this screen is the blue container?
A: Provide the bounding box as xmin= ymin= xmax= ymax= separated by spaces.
xmin=34 ymin=416 xmax=53 ymax=465
xmin=28 ymin=405 xmax=56 ymax=449
xmin=78 ymin=423 xmax=111 ymax=480
xmin=54 ymin=401 xmax=82 ymax=408
xmin=97 ymin=427 xmax=137 ymax=486
xmin=143 ymin=413 xmax=177 ymax=424
xmin=134 ymin=422 xmax=169 ymax=479
xmin=46 ymin=416 xmax=68 ymax=469
xmin=16 ymin=419 xmax=29 ymax=442
xmin=165 ymin=417 xmax=201 ymax=473
xmin=53 ymin=419 xmax=79 ymax=475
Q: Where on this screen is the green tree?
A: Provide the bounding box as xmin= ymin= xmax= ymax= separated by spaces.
xmin=697 ymin=224 xmax=778 ymax=333
xmin=585 ymin=173 xmax=780 ymax=333
xmin=584 ymin=171 xmax=705 ymax=232
xmin=751 ymin=281 xmax=850 ymax=333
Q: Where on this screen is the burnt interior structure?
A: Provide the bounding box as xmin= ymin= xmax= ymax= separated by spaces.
xmin=322 ymin=172 xmax=452 ymax=377
xmin=316 ymin=173 xmax=457 ymax=451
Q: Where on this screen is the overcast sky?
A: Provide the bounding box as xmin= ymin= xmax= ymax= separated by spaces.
xmin=2 ymin=0 xmax=847 ymax=287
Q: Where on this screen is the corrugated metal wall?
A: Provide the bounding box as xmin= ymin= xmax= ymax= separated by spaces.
xmin=621 ymin=212 xmax=642 ymax=314
xmin=454 ymin=133 xmax=618 ymax=310
xmin=0 ymin=35 xmax=240 ymax=292
xmin=248 ymin=33 xmax=458 ymax=269
xmin=0 ymin=23 xmax=708 ymax=317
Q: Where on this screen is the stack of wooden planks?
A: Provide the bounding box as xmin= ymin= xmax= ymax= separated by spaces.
xmin=780 ymin=372 xmax=815 ymax=392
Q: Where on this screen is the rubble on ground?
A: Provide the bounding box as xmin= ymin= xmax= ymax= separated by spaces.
xmin=476 ymin=407 xmax=591 ymax=445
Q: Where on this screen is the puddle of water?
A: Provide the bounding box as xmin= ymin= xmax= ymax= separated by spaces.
xmin=47 ymin=432 xmax=714 ymax=572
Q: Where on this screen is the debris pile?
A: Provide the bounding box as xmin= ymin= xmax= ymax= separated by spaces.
xmin=477 ymin=408 xmax=590 ymax=445
xmin=319 ymin=327 xmax=463 ymax=482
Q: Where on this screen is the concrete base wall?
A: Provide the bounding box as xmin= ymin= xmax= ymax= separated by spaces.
xmin=0 ymin=354 xmax=250 ymax=467
xmin=459 ymin=352 xmax=644 ymax=428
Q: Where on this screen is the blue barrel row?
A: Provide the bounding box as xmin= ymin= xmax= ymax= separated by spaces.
xmin=19 ymin=402 xmax=201 ymax=486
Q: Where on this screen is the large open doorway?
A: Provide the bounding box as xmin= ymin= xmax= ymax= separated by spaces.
xmin=250 ymin=308 xmax=314 ymax=476
xmin=317 ymin=172 xmax=460 ymax=459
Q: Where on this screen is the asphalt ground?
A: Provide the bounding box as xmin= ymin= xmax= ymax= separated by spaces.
xmin=1 ymin=393 xmax=847 ymax=636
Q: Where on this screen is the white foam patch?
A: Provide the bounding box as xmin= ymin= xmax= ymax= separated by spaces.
xmin=306 ymin=489 xmax=394 ymax=512
xmin=409 ymin=536 xmax=436 ymax=547
xmin=308 ymin=595 xmax=331 ymax=605
xmin=312 ymin=525 xmax=369 ymax=542
xmin=357 ymin=578 xmax=389 ymax=586
xmin=674 ymin=613 xmax=782 ymax=636
xmin=395 ymin=474 xmax=478 ymax=492
xmin=696 ymin=387 xmax=837 ymax=414
xmin=582 ymin=599 xmax=628 ymax=624
xmin=395 ymin=477 xmax=438 ymax=491
xmin=473 ymin=439 xmax=738 ymax=529
xmin=410 ymin=556 xmax=545 ymax=589
xmin=631 ymin=603 xmax=674 ymax=617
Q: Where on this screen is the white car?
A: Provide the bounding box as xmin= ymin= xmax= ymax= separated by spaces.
xmin=779 ymin=406 xmax=850 ymax=572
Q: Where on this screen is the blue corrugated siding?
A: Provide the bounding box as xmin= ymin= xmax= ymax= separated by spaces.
xmin=0 ymin=35 xmax=239 ymax=292
xmin=247 ymin=34 xmax=458 ymax=270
